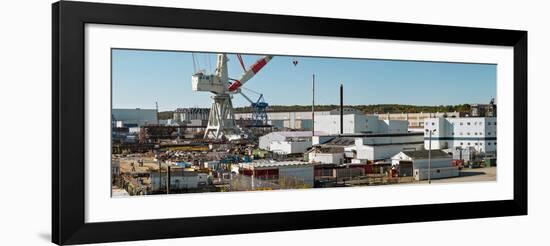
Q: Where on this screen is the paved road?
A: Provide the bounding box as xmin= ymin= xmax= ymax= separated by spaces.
xmin=418 ymin=166 xmax=496 ymax=184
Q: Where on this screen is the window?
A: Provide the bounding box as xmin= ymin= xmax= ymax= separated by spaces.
xmin=494 ymin=142 xmax=497 ymax=145
xmin=431 ymin=122 xmax=435 ymax=126
xmin=460 ymin=142 xmax=463 ymax=145
xmin=452 ymin=132 xmax=455 ymax=135
xmin=460 ymin=132 xmax=463 ymax=135
xmin=467 ymin=132 xmax=470 ymax=135
xmin=475 ymin=143 xmax=478 ymax=145
xmin=474 ymin=132 xmax=478 ymax=135
xmin=460 ymin=122 xmax=463 ymax=126
xmin=467 ymin=122 xmax=471 ymax=125
xmin=467 ymin=142 xmax=470 ymax=145
xmin=494 ymin=122 xmax=497 ymax=125
xmin=488 ymin=142 xmax=491 ymax=145
xmin=488 ymin=132 xmax=491 ymax=135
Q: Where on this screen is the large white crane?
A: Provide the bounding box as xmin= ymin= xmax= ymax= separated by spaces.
xmin=192 ymin=54 xmax=273 ymax=139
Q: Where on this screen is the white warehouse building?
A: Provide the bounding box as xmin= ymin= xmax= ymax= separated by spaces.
xmin=235 ymin=111 xmax=331 ymax=130
xmin=424 ymin=117 xmax=497 ymax=154
xmin=307 ymin=132 xmax=424 ymax=164
xmin=354 ymin=133 xmax=424 ymax=161
xmin=259 ymin=131 xmax=326 ymax=155
xmin=391 ymin=150 xmax=458 ymax=180
xmin=314 ymin=112 xmax=408 ymax=135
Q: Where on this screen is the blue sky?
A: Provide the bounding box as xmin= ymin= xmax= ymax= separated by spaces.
xmin=112 ymin=49 xmax=496 ymax=111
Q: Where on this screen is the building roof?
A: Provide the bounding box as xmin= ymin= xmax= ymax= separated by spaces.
xmin=325 ymin=137 xmax=356 ymax=146
xmin=311 ymin=146 xmax=345 ymax=154
xmin=401 ymin=150 xmax=451 ymax=159
xmin=239 ymin=160 xmax=311 ymax=169
xmin=326 ymin=132 xmax=423 ymax=138
xmin=272 ymin=131 xmax=327 ymax=138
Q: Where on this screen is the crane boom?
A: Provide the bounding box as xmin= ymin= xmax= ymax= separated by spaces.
xmin=228 ymin=55 xmax=273 ymax=92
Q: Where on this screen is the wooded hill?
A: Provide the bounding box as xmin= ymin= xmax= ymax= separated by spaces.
xmin=158 ymin=104 xmax=471 ymax=120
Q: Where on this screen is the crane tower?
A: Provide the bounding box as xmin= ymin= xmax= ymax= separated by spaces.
xmin=192 ymin=54 xmax=273 ymax=139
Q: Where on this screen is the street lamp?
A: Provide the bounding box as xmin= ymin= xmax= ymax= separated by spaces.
xmin=425 ymin=129 xmax=436 ymax=184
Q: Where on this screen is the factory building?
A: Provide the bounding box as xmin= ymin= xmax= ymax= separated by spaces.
xmin=308 ymin=147 xmax=346 ymax=164
xmin=150 ymin=169 xmax=209 ymax=191
xmin=173 ymin=107 xmax=210 ymax=125
xmin=112 ymin=108 xmax=158 ymax=127
xmin=239 ymin=161 xmax=314 ymax=188
xmin=424 ymin=117 xmax=497 ymax=154
xmin=470 ymin=99 xmax=497 ymax=117
xmin=377 ymin=111 xmax=464 ymax=129
xmin=308 ymin=132 xmax=424 ymax=164
xmin=235 ymin=109 xmax=473 ymax=132
xmin=235 ymin=111 xmax=332 ymax=130
xmin=259 ymin=131 xmax=326 ymax=154
xmin=391 ymin=150 xmax=458 ymax=180
xmin=354 ymin=133 xmax=424 ymax=161
xmin=313 ymin=110 xmax=408 ymax=135
xmin=269 ymin=140 xmax=312 ymax=155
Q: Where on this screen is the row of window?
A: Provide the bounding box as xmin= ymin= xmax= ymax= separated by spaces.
xmin=458 ymin=142 xmax=497 ymax=146
xmin=451 ymin=132 xmax=495 ymax=136
xmin=456 ymin=121 xmax=497 ymax=126
xmin=427 ymin=121 xmax=497 ymax=126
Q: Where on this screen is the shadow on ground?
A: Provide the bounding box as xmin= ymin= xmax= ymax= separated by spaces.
xmin=459 ymin=171 xmax=486 ymax=177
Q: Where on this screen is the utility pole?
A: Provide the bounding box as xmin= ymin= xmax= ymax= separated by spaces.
xmin=428 ymin=130 xmax=432 ymax=184
xmin=155 ymin=101 xmax=159 ymax=125
xmin=312 ymin=74 xmax=315 ymax=136
xmin=425 ymin=129 xmax=436 ymax=184
xmin=166 ymin=166 xmax=171 ymax=194
xmin=340 ymin=83 xmax=344 ymax=135
xmin=154 ymin=144 xmax=162 ymax=192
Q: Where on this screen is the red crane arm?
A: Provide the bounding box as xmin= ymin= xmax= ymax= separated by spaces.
xmin=228 ymin=55 xmax=273 ymax=92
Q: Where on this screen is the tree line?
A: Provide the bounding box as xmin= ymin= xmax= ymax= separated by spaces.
xmin=158 ymin=104 xmax=471 ymax=120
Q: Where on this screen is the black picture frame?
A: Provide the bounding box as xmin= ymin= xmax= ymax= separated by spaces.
xmin=52 ymin=1 xmax=527 ymax=245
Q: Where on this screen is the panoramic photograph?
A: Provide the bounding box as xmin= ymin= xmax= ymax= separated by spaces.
xmin=110 ymin=49 xmax=497 ymax=197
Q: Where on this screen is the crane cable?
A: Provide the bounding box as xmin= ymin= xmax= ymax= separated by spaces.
xmin=191 ymin=53 xmax=197 ymax=73
xmin=236 ymin=54 xmax=247 ymax=72
xmin=241 ymin=86 xmax=262 ymax=96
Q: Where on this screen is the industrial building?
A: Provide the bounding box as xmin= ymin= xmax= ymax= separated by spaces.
xmin=236 ymin=110 xmax=332 ymax=130
xmin=470 ymin=99 xmax=497 ymax=117
xmin=377 ymin=111 xmax=464 ymax=129
xmin=112 ymin=108 xmax=158 ymax=126
xmin=308 ymin=147 xmax=346 ymax=164
xmin=239 ymin=161 xmax=314 ymax=188
xmin=391 ymin=150 xmax=458 ymax=180
xmin=151 ymin=169 xmax=209 ymax=191
xmin=236 ymin=109 xmax=465 ymax=131
xmin=259 ymin=131 xmax=326 ymax=154
xmin=173 ymin=107 xmax=210 ymax=123
xmin=423 ymin=117 xmax=497 ymax=154
xmin=308 ymin=132 xmax=424 ymax=164
xmin=314 ymin=110 xmax=409 ymax=135
xmin=354 ymin=133 xmax=424 ymax=161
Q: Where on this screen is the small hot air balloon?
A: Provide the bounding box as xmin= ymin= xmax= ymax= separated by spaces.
xmin=292 ymin=60 xmax=298 ymax=66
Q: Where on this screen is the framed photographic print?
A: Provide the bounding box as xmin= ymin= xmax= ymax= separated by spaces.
xmin=52 ymin=1 xmax=527 ymax=245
